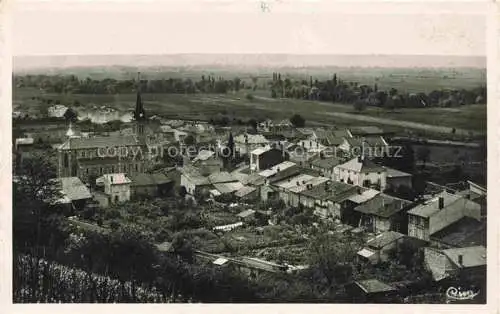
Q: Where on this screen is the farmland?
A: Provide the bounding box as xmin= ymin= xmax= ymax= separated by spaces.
xmin=13 ymin=86 xmax=486 ymax=135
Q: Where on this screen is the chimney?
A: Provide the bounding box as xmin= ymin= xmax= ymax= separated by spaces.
xmin=458 ymin=254 xmax=463 ymax=266
xmin=438 ymin=196 xmax=444 ymax=209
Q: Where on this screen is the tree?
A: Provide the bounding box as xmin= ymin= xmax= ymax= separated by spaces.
xmin=290 ymin=114 xmax=305 ymax=128
xmin=63 ymin=108 xmax=78 ymax=122
xmin=353 ymin=99 xmax=367 ymax=112
xmin=183 ymin=134 xmax=195 ymax=146
xmin=247 ymin=119 xmax=258 ymax=132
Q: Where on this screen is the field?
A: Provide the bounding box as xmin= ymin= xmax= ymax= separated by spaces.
xmin=14 ymin=87 xmax=487 ymax=135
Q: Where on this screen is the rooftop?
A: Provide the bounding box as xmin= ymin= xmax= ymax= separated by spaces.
xmin=234 ymin=133 xmax=269 ymax=144
xmin=407 ymin=191 xmax=479 ymax=218
xmin=213 ymin=181 xmax=244 ymax=194
xmin=354 ymin=194 xmax=413 ymax=218
xmin=58 ymin=177 xmax=92 ymax=201
xmin=366 ymin=231 xmax=405 ymax=249
xmin=251 ymin=146 xmax=272 ymax=155
xmin=346 ymin=188 xmax=380 ymax=204
xmin=103 ymin=173 xmax=131 ymax=185
xmin=311 ymin=156 xmax=342 ymax=169
xmin=336 ymin=157 xmax=385 ymax=173
xmin=385 ymin=167 xmax=412 ymax=178
xmin=208 ymin=171 xmax=236 ymax=184
xmin=430 ymin=217 xmax=486 ymax=248
xmin=274 ymin=174 xmax=316 ymax=190
xmin=299 ymin=180 xmax=356 ymax=201
xmin=258 ymin=161 xmax=297 ymax=178
xmin=442 ymin=245 xmax=487 ymax=268
xmin=59 ymin=135 xmax=140 ymax=150
xmin=354 ymin=279 xmax=396 ymax=294
xmin=234 ymin=186 xmax=257 ymax=198
xmin=237 ymin=209 xmax=256 ymax=218
xmin=129 ymin=173 xmax=172 ymax=187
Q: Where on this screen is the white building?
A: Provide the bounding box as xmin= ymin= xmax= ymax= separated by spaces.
xmin=333 ymin=156 xmax=387 ymax=191
xmin=103 ymin=173 xmax=131 ymax=204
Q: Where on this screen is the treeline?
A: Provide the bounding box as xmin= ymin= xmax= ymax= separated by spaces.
xmin=14 ymin=74 xmax=248 ymax=95
xmin=270 ymin=72 xmax=487 ymax=108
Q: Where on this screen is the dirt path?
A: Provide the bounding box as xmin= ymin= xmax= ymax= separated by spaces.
xmin=319 ymin=111 xmax=482 ymax=136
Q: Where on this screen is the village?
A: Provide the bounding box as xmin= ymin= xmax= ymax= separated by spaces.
xmin=12 ymin=80 xmax=487 ymax=303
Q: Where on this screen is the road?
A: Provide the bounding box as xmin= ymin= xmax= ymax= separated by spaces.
xmin=318 ymin=111 xmax=482 ymax=136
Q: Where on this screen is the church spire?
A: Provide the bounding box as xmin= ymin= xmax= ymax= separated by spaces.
xmin=134 ymin=72 xmax=146 ymax=121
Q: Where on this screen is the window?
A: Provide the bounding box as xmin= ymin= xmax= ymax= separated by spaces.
xmin=111 ymin=166 xmax=115 ymax=173
xmin=100 ymin=167 xmax=103 ymax=175
xmin=135 ymin=164 xmax=139 ymax=171
xmin=81 ymin=151 xmax=85 ymax=158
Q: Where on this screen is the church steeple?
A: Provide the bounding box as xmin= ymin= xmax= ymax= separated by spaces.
xmin=134 ymin=72 xmax=146 ymax=121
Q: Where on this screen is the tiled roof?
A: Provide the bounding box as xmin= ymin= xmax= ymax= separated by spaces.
xmin=407 ymin=191 xmax=476 ymax=218
xmin=385 ymin=167 xmax=412 ymax=178
xmin=234 ymin=134 xmax=269 ymax=144
xmin=336 ymin=157 xmax=385 ymax=173
xmin=354 ymin=194 xmax=413 ymax=218
xmin=345 ymin=188 xmax=380 ymax=204
xmin=213 ymin=181 xmax=244 ymax=194
xmin=354 ymin=279 xmax=396 ymax=294
xmin=237 ymin=209 xmax=256 ymax=218
xmin=258 ymin=161 xmax=296 ymax=178
xmin=234 ymin=185 xmax=257 ymax=197
xmin=208 ymin=171 xmax=236 ymax=184
xmin=366 ymin=231 xmax=405 ymax=249
xmin=129 ymin=173 xmax=171 ymax=187
xmin=430 ymin=217 xmax=486 ymax=248
xmin=251 ymin=146 xmax=272 ymax=155
xmin=442 ymin=246 xmax=486 ymax=268
xmin=299 ymin=180 xmax=356 ymax=201
xmin=103 ymin=173 xmax=131 ymax=185
xmin=311 ymin=157 xmax=342 ymax=169
xmin=59 ymin=177 xmax=92 ymax=201
xmin=59 ymin=135 xmax=140 ymax=150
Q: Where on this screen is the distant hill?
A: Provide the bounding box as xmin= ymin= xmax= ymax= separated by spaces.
xmin=13 ymin=54 xmax=486 ymax=73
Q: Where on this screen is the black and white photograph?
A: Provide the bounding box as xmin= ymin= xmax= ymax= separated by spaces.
xmin=5 ymin=0 xmax=495 ymax=308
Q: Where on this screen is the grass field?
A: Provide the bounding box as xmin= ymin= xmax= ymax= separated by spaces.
xmin=13 ymin=87 xmax=486 ymax=134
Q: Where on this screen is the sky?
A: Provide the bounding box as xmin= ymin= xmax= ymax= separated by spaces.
xmin=12 ymin=0 xmax=488 ymax=58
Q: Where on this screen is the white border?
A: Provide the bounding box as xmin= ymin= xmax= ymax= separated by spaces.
xmin=1 ymin=1 xmax=498 ymax=313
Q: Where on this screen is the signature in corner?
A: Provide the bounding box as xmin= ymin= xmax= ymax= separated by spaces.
xmin=446 ymin=286 xmax=480 ymax=301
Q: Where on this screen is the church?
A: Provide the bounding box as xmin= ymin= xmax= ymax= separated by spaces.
xmin=57 ymin=74 xmax=152 ymax=183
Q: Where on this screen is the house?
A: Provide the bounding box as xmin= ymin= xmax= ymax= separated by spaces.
xmin=310 ymin=156 xmax=342 ymax=179
xmin=55 ymin=177 xmax=92 ymax=210
xmin=347 ymin=279 xmax=399 ymax=303
xmin=385 ymin=167 xmax=413 ymax=190
xmin=250 ymin=147 xmax=285 ymax=172
xmin=353 ymin=194 xmax=414 ymax=234
xmin=180 ymin=166 xmax=210 ymax=195
xmin=191 ymin=150 xmax=223 ymax=176
xmin=423 ymin=245 xmax=486 ymax=282
xmin=296 ymin=139 xmax=327 ymax=154
xmin=234 ymin=186 xmax=258 ymax=201
xmin=271 ymin=173 xmax=330 ymax=207
xmin=407 ymin=191 xmax=481 ymax=241
xmin=338 ymin=136 xmax=389 ymax=158
xmin=102 ymin=173 xmax=131 ymax=204
xmin=298 ymin=180 xmax=358 ymax=219
xmin=357 ymin=231 xmax=406 ymax=264
xmin=457 ymin=181 xmax=487 ymax=217
xmin=429 ymin=217 xmax=486 ymax=249
xmin=334 ymin=156 xmax=387 ymax=190
xmin=287 ymin=144 xmax=319 ymax=167
xmin=129 ymin=173 xmax=174 ymax=198
xmin=234 ymin=133 xmax=270 ymax=156
xmin=237 ymin=209 xmax=256 ymax=222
